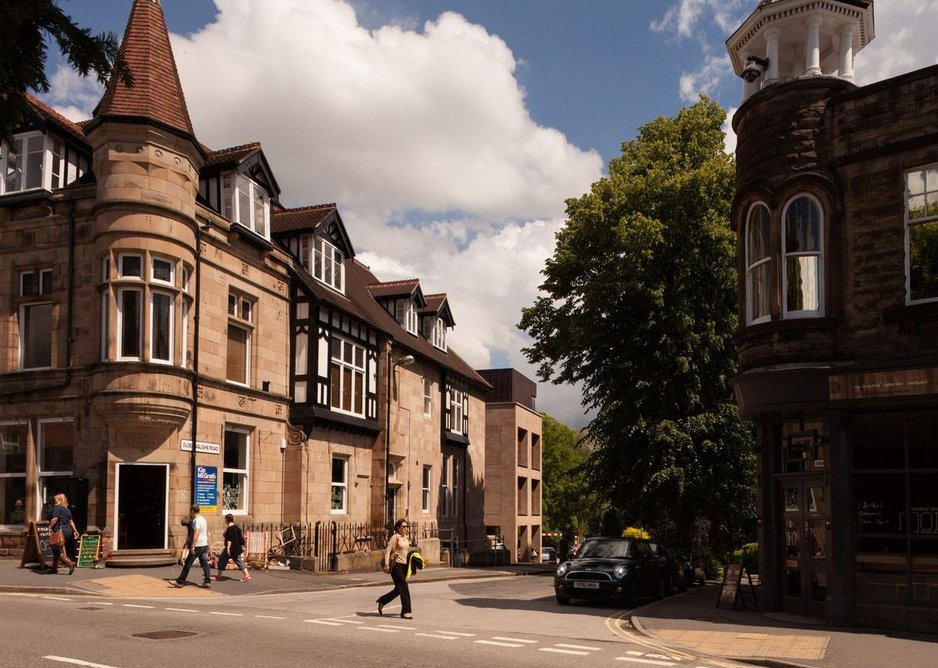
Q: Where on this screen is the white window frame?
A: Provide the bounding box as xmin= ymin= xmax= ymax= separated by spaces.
xmin=150 ymin=256 xmax=174 ymax=286
xmin=421 ymin=465 xmax=432 ymax=513
xmin=452 ymin=456 xmax=460 ymax=518
xmin=395 ymin=300 xmax=418 ymax=335
xmin=222 ymin=427 xmax=250 ymax=515
xmin=226 ymin=292 xmax=254 ymax=386
xmin=312 ymin=236 xmax=345 ymax=293
xmin=116 ymin=287 xmax=143 ymax=361
xmin=431 ymin=316 xmax=447 ymax=350
xmin=224 ymin=173 xmax=270 ymax=240
xmin=423 ymin=378 xmax=433 ymax=417
xmin=745 ymin=203 xmax=772 ymax=325
xmin=440 ymin=456 xmax=450 ymax=517
xmin=18 ymin=269 xmax=53 ymax=370
xmin=781 ymin=194 xmax=824 ymax=318
xmin=329 ymin=335 xmax=366 ymax=418
xmin=331 ymin=455 xmax=349 ymax=514
xmin=0 ymin=422 xmax=28 ymax=529
xmin=446 ymin=384 xmax=468 ymax=435
xmin=36 ymin=418 xmax=74 ymax=518
xmin=150 ymin=290 xmax=174 ymax=364
xmin=905 ymin=164 xmax=938 ymax=304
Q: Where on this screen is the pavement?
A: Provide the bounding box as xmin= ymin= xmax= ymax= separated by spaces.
xmin=3 ymin=559 xmax=936 ymax=667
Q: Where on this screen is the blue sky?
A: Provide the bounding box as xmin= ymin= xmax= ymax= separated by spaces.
xmin=47 ymin=1 xmax=938 ymax=426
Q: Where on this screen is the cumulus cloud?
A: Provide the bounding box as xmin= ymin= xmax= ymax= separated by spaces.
xmin=146 ymin=0 xmax=598 ymax=426
xmin=855 ymin=0 xmax=938 ymax=85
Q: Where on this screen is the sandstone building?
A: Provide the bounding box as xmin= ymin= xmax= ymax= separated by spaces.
xmin=0 ymin=0 xmax=509 ymax=567
xmin=728 ymin=0 xmax=938 ymax=632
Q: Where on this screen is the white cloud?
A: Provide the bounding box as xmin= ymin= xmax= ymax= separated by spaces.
xmin=855 ymin=0 xmax=938 ymax=85
xmin=679 ymin=53 xmax=732 ymax=103
xmin=652 ymin=0 xmax=748 ymax=40
xmin=169 ymin=0 xmax=601 ymax=426
xmin=40 ymin=64 xmax=104 ymax=121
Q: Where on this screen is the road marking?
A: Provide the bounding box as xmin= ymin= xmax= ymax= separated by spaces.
xmin=475 ymin=640 xmax=525 ymax=648
xmin=43 ymin=657 xmax=119 ymax=668
xmin=165 ymin=607 xmax=198 ymax=613
xmin=42 ymin=596 xmax=73 ymax=601
xmin=492 ymin=636 xmax=537 ymax=644
xmin=378 ymin=624 xmax=417 ymax=630
xmin=436 ymin=630 xmax=476 ymax=636
xmin=305 ymin=619 xmax=343 ymax=626
xmin=615 ymin=658 xmax=676 ymax=666
xmin=357 ymin=627 xmax=399 ymax=633
xmin=209 ymin=611 xmax=243 ymax=617
xmin=555 ymin=643 xmax=600 ymax=650
xmin=254 ymin=615 xmax=286 ymax=620
xmin=604 ymin=611 xmax=697 ymax=662
xmin=540 ymin=648 xmax=591 ymax=656
xmin=415 ymin=633 xmax=458 ymax=640
xmin=122 ymin=604 xmax=153 ymax=609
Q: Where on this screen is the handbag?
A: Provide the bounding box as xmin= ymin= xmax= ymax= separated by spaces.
xmin=50 ymin=528 xmax=65 ymax=547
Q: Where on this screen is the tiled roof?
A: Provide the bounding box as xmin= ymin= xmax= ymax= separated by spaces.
xmin=271 ymin=203 xmax=337 ymax=234
xmin=203 ymin=142 xmax=262 ymax=168
xmin=367 ymin=279 xmax=420 ymax=298
xmin=92 ymin=0 xmax=195 ymax=138
xmin=24 ymin=94 xmax=89 ymax=146
xmin=422 ymin=293 xmax=447 ymax=311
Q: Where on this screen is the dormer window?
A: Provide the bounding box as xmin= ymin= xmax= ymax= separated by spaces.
xmin=396 ymin=299 xmax=418 ymax=335
xmin=1 ymin=132 xmax=87 ymax=196
xmin=223 ymin=173 xmax=269 ymax=240
xmin=431 ymin=317 xmax=447 ymax=351
xmin=295 ymin=234 xmax=345 ymax=293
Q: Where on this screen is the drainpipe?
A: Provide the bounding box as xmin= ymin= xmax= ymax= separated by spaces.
xmin=189 ymin=223 xmax=208 ymax=504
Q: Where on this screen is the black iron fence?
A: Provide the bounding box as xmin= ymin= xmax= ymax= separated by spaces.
xmin=241 ymin=520 xmax=438 ymax=572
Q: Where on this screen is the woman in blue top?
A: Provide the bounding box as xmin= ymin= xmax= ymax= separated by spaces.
xmin=48 ymin=493 xmax=80 ymax=574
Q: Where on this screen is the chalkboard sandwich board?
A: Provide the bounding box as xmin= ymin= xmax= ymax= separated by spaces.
xmin=20 ymin=522 xmax=54 ymax=570
xmin=717 ymin=562 xmax=743 ymax=610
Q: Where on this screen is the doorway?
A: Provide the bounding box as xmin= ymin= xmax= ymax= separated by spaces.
xmin=116 ymin=464 xmax=168 ymax=550
xmin=781 ymin=476 xmax=831 ymax=617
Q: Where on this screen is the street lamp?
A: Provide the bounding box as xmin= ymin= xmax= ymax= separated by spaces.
xmin=385 ymin=351 xmax=415 ymax=530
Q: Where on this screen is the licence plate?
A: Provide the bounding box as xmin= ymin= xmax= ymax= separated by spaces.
xmin=573 ymin=581 xmax=600 ymax=589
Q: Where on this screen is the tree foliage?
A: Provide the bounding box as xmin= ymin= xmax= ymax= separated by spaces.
xmin=541 ymin=413 xmax=602 ymax=540
xmin=0 ymin=0 xmax=131 ymax=143
xmin=520 ymin=98 xmax=755 ymax=552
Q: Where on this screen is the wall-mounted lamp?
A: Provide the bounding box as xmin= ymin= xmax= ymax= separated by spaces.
xmin=385 ymin=351 xmax=415 ymax=530
xmin=741 ymin=55 xmax=769 ymax=83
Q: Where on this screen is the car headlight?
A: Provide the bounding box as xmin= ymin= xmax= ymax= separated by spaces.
xmin=613 ymin=564 xmax=629 ymax=579
xmin=556 ymin=562 xmax=570 ymax=577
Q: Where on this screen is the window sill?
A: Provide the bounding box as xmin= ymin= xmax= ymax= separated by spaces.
xmin=737 ymin=315 xmax=841 ymax=341
xmin=229 ymin=223 xmax=273 ymax=250
xmin=883 ymin=302 xmax=938 ymax=322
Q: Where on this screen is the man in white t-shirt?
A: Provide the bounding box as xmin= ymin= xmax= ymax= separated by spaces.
xmin=171 ymin=505 xmax=212 ymax=588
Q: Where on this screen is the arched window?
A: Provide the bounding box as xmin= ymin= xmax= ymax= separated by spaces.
xmin=782 ymin=195 xmax=823 ymax=316
xmin=746 ymin=203 xmax=772 ymax=324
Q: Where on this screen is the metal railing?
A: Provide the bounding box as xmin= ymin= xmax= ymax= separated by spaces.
xmin=241 ymin=520 xmax=437 ymax=572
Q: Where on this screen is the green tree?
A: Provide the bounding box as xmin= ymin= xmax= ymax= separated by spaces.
xmin=0 ymin=0 xmax=131 ymax=142
xmin=520 ymin=98 xmax=755 ymax=552
xmin=541 ymin=413 xmax=602 ymax=545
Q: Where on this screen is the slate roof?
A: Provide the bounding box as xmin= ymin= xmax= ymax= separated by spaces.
xmin=91 ymin=0 xmax=195 ymax=139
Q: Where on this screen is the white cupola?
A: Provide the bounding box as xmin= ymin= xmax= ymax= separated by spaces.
xmin=726 ymin=0 xmax=875 ymax=102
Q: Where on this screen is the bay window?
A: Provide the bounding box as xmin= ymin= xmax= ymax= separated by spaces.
xmin=746 ymin=203 xmax=771 ymax=324
xmin=782 ymin=195 xmax=823 ymax=316
xmin=1 ymin=132 xmax=86 ymax=195
xmin=223 ymin=173 xmax=270 ymax=240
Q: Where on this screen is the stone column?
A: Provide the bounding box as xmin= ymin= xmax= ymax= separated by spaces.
xmin=838 ymin=25 xmax=856 ymax=82
xmin=805 ymin=15 xmax=823 ymax=76
xmin=765 ymin=27 xmax=781 ymax=84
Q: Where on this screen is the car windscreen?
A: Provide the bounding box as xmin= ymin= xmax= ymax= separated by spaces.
xmin=578 ymin=539 xmax=633 ymax=559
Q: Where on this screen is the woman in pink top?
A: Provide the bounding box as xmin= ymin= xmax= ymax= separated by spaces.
xmin=377 ymin=518 xmax=412 ymax=619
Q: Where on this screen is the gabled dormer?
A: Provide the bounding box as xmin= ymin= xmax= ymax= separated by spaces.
xmin=421 ymin=293 xmax=454 ymax=352
xmin=368 ymin=279 xmax=426 ymax=336
xmin=271 ymin=203 xmax=354 ymax=295
xmin=199 ymin=142 xmax=280 ymax=243
xmin=0 ymin=96 xmax=91 ymax=198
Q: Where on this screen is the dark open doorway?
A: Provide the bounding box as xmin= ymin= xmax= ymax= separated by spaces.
xmin=117 ymin=464 xmax=167 ymax=550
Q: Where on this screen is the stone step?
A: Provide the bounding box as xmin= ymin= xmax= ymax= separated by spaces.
xmin=106 ymin=549 xmax=177 ymax=568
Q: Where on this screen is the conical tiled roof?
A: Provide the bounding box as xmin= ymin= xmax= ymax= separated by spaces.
xmin=92 ymin=0 xmax=195 ymax=139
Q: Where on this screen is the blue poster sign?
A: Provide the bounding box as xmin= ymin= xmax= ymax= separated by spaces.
xmin=195 ymin=465 xmax=218 ymax=513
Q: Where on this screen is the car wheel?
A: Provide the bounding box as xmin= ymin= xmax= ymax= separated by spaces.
xmin=624 ymin=578 xmax=639 ymax=608
xmin=555 ymin=593 xmax=570 ymax=605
